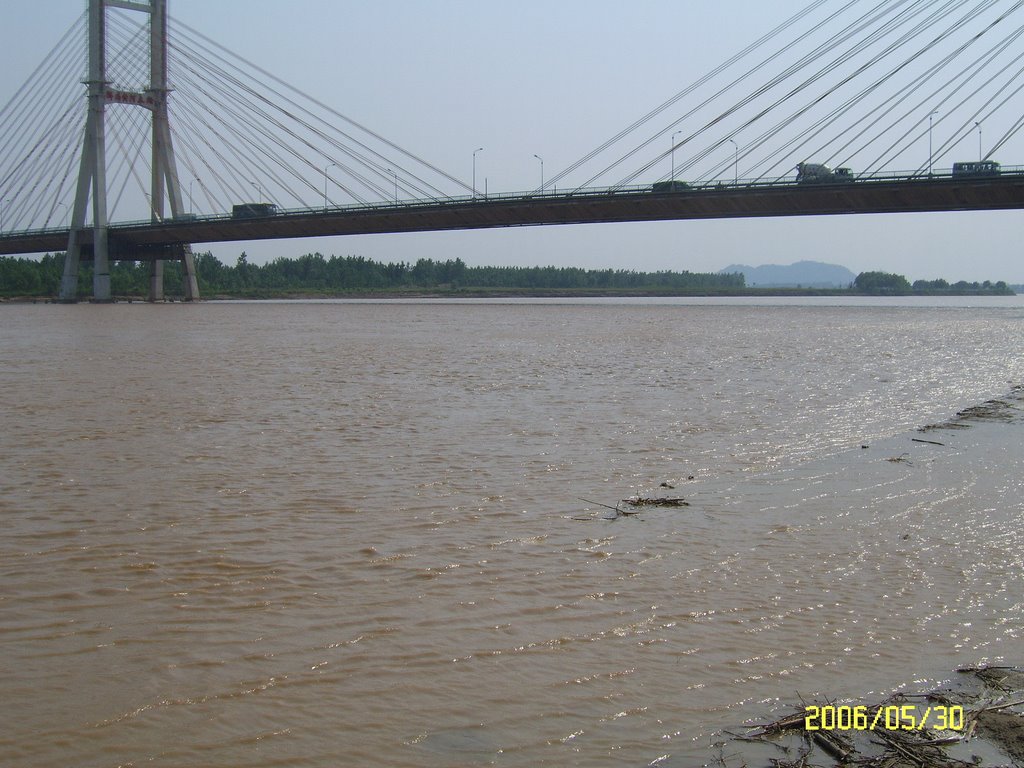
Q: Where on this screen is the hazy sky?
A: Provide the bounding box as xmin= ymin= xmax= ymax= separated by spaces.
xmin=3 ymin=1 xmax=1024 ymax=282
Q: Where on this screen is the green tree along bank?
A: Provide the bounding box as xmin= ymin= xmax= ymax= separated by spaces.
xmin=0 ymin=253 xmax=1015 ymax=298
xmin=853 ymin=271 xmax=914 ymax=294
xmin=1 ymin=253 xmax=746 ymax=298
xmin=853 ymin=270 xmax=1013 ymax=296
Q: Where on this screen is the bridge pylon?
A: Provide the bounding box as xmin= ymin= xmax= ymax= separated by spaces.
xmin=60 ymin=0 xmax=198 ymax=303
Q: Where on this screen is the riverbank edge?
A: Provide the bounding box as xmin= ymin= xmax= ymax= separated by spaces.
xmin=718 ymin=387 xmax=1024 ymax=768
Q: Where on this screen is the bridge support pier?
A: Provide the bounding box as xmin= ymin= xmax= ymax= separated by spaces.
xmin=180 ymin=245 xmax=199 ymax=301
xmin=148 ymin=259 xmax=163 ymax=301
xmin=147 ymin=245 xmax=198 ymax=302
xmin=61 ymin=0 xmax=198 ymax=303
xmin=61 ymin=0 xmax=111 ymax=303
xmin=59 ymin=232 xmax=82 ymax=302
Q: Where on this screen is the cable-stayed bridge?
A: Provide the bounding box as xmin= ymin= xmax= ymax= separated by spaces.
xmin=2 ymin=0 xmax=1024 ymax=301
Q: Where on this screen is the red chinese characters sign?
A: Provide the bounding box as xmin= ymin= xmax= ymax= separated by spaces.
xmin=105 ymin=90 xmax=156 ymax=109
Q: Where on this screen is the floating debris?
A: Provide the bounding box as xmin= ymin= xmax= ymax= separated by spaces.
xmin=920 ymin=388 xmax=1024 ymax=432
xmin=623 ymin=496 xmax=690 ymax=508
xmin=574 ymin=494 xmax=690 ymax=521
xmin=957 ymin=399 xmax=1018 ymax=422
xmin=920 ymin=421 xmax=972 ymax=432
xmin=885 ymin=452 xmax=913 ymax=465
xmin=575 ymin=497 xmax=638 ymax=521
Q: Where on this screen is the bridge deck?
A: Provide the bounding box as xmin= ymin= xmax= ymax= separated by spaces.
xmin=2 ymin=174 xmax=1022 ymax=259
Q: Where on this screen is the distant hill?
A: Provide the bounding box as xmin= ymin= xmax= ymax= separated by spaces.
xmin=720 ymin=260 xmax=856 ymax=288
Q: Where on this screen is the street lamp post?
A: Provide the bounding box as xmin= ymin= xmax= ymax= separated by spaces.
xmin=389 ymin=169 xmax=398 ymax=203
xmin=324 ymin=163 xmax=336 ymax=211
xmin=671 ymin=130 xmax=683 ymax=182
xmin=473 ymin=147 xmax=483 ymax=198
xmin=0 ymin=196 xmax=12 ymax=233
xmin=189 ymin=178 xmax=199 ymax=216
xmin=533 ymin=154 xmax=544 ymax=192
xmin=252 ymin=181 xmax=263 ymax=203
xmin=729 ymin=139 xmax=738 ymax=185
xmin=928 ymin=111 xmax=938 ymax=175
xmin=975 ymin=122 xmax=982 ymax=162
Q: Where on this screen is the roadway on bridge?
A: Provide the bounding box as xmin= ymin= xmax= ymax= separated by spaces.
xmin=2 ymin=172 xmax=1022 ymax=260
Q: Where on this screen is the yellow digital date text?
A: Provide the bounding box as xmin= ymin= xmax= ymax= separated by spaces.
xmin=804 ymin=704 xmax=963 ymax=732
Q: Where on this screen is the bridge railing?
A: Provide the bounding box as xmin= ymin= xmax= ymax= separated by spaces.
xmin=103 ymin=163 xmax=1024 ymax=225
xmin=4 ymin=165 xmax=1023 ymax=239
xmin=122 ymin=163 xmax=1024 ymax=223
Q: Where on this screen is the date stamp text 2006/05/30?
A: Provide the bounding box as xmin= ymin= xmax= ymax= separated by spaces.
xmin=804 ymin=704 xmax=964 ymax=732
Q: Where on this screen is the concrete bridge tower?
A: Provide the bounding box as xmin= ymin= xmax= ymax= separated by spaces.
xmin=60 ymin=0 xmax=198 ymax=302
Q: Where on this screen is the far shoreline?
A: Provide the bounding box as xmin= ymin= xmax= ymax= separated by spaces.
xmin=2 ymin=286 xmax=1018 ymax=303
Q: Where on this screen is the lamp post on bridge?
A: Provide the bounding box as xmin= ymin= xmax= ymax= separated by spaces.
xmin=670 ymin=130 xmax=683 ymax=183
xmin=251 ymin=180 xmax=263 ymax=203
xmin=473 ymin=147 xmax=483 ymax=198
xmin=928 ymin=111 xmax=938 ymax=176
xmin=189 ymin=179 xmax=199 ymax=216
xmin=975 ymin=122 xmax=982 ymax=162
xmin=533 ymin=154 xmax=544 ymax=193
xmin=324 ymin=163 xmax=335 ymax=211
xmin=729 ymin=138 xmax=738 ymax=185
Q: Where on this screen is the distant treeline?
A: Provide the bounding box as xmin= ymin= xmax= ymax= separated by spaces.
xmin=0 ymin=252 xmax=745 ymax=297
xmin=0 ymin=254 xmax=1014 ymax=298
xmin=853 ymin=270 xmax=1014 ymax=296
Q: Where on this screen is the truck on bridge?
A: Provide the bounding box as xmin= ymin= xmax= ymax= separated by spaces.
xmin=232 ymin=202 xmax=279 ymax=218
xmin=651 ymin=180 xmax=691 ymax=192
xmin=952 ymin=160 xmax=1000 ymax=177
xmin=796 ymin=162 xmax=853 ymax=184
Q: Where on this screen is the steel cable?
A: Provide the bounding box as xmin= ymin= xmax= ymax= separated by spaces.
xmin=613 ymin=0 xmax=938 ymax=189
xmin=546 ymin=0 xmax=842 ymax=191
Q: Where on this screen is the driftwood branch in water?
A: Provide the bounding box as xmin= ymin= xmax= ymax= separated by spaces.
xmin=577 ymin=497 xmax=622 ymax=513
xmin=575 ymin=494 xmax=691 ymax=522
xmin=576 ymin=497 xmax=638 ymax=520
